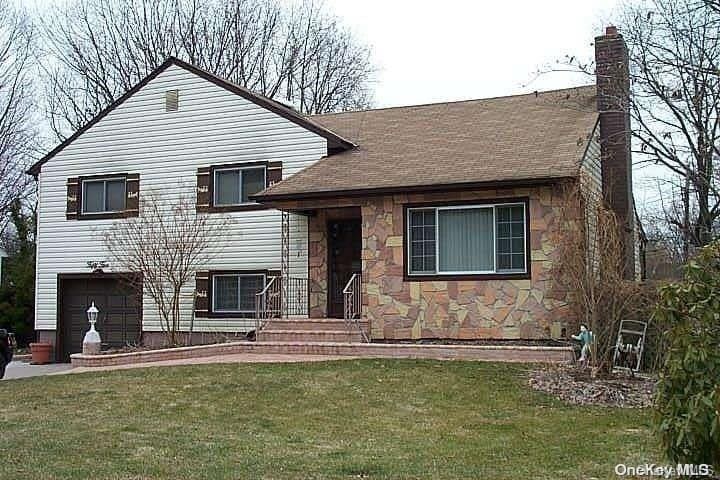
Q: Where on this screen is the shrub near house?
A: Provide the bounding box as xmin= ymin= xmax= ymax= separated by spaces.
xmin=655 ymin=241 xmax=720 ymax=469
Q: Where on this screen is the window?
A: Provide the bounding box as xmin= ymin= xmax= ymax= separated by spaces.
xmin=496 ymin=205 xmax=526 ymax=272
xmin=407 ymin=202 xmax=527 ymax=276
xmin=409 ymin=209 xmax=436 ymax=274
xmin=82 ymin=178 xmax=126 ymax=213
xmin=212 ymin=273 xmax=265 ymax=315
xmin=214 ymin=166 xmax=266 ymax=206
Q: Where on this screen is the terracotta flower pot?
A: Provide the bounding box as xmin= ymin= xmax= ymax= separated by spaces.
xmin=29 ymin=343 xmax=53 ymax=365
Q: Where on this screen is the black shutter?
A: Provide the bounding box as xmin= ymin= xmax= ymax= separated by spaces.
xmin=197 ymin=167 xmax=211 ymax=212
xmin=66 ymin=177 xmax=80 ymax=219
xmin=195 ymin=272 xmax=209 ymax=317
xmin=125 ymin=173 xmax=140 ymax=216
xmin=267 ymin=161 xmax=282 ymax=187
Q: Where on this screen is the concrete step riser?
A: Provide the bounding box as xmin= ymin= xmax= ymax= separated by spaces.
xmin=261 ymin=332 xmax=365 ymax=343
xmin=265 ymin=321 xmax=368 ymax=331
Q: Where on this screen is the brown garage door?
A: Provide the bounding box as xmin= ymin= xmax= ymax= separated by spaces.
xmin=58 ymin=276 xmax=142 ymax=361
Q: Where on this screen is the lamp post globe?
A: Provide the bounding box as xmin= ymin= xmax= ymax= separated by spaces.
xmin=87 ymin=302 xmax=99 ymax=325
xmin=82 ymin=301 xmax=102 ymax=355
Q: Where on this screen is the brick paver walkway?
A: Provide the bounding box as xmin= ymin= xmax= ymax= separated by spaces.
xmin=65 ymin=353 xmax=356 ymax=374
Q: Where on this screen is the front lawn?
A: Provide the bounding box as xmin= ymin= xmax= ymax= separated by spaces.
xmin=2 ymin=360 xmax=660 ymax=479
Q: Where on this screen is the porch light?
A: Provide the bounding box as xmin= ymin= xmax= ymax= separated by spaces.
xmin=82 ymin=302 xmax=102 ymax=355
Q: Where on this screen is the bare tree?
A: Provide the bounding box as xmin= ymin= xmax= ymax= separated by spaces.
xmin=533 ymin=1 xmax=720 ymax=252
xmin=639 ymin=175 xmax=699 ymax=265
xmin=103 ymin=191 xmax=232 ymax=346
xmin=703 ymin=0 xmax=720 ymax=14
xmin=39 ymin=0 xmax=374 ymax=139
xmin=622 ymin=0 xmax=720 ymax=248
xmin=0 ymin=2 xmax=37 ymax=236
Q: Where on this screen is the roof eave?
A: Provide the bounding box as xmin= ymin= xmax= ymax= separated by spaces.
xmin=252 ymin=175 xmax=577 ymax=203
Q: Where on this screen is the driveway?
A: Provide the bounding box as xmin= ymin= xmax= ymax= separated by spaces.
xmin=2 ymin=361 xmax=73 ymax=380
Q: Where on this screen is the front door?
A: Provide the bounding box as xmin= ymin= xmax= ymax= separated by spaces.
xmin=327 ymin=219 xmax=361 ymax=318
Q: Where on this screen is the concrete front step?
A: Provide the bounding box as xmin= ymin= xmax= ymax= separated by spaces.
xmin=260 ymin=329 xmax=365 ymax=343
xmin=264 ymin=318 xmax=369 ymax=332
xmin=70 ymin=341 xmax=575 ymax=367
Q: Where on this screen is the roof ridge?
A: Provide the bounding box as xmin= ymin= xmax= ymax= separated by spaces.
xmin=310 ymin=84 xmax=596 ymax=118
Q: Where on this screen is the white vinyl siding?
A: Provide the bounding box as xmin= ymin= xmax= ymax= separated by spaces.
xmin=580 ymin=121 xmax=602 ymax=272
xmin=35 ymin=64 xmax=322 ymax=333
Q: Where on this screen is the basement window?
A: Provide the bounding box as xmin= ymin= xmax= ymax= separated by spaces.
xmin=406 ymin=201 xmax=527 ymax=277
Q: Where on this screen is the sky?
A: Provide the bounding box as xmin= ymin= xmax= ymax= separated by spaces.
xmin=324 ymin=0 xmax=620 ymax=107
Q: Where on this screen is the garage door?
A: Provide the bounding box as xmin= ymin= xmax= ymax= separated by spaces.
xmin=58 ymin=277 xmax=142 ymax=361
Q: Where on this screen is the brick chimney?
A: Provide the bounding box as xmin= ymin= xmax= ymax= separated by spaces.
xmin=595 ymin=25 xmax=635 ymax=278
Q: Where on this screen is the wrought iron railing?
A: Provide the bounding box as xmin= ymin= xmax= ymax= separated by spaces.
xmin=255 ymin=276 xmax=281 ymax=336
xmin=254 ymin=276 xmax=309 ymax=338
xmin=343 ymin=273 xmax=368 ymax=342
xmin=286 ymin=277 xmax=308 ymax=316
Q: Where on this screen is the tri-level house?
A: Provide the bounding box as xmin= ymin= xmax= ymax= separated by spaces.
xmin=29 ymin=27 xmax=640 ymax=361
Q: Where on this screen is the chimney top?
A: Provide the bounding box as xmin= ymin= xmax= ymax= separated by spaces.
xmin=605 ymin=25 xmax=618 ymax=36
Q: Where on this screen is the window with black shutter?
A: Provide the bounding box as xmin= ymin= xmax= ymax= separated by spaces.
xmin=66 ymin=173 xmax=140 ymax=220
xmin=197 ymin=161 xmax=281 ymax=213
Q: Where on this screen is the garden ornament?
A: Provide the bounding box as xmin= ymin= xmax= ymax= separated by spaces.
xmin=571 ymin=324 xmax=593 ymax=365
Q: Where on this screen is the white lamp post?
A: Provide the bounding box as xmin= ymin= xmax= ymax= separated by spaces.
xmin=82 ymin=301 xmax=102 ymax=355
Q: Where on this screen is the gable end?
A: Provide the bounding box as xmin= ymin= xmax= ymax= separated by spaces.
xmin=27 ymin=57 xmax=354 ymax=177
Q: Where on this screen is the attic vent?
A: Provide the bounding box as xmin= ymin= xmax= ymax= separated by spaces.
xmin=165 ymin=90 xmax=179 ymax=112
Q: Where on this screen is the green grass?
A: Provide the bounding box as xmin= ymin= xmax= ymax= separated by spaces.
xmin=2 ymin=360 xmax=660 ymax=479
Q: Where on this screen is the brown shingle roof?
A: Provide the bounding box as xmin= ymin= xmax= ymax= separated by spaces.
xmin=255 ymin=85 xmax=599 ymax=200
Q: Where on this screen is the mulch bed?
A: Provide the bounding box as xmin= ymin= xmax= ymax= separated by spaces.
xmin=529 ymin=364 xmax=657 ymax=408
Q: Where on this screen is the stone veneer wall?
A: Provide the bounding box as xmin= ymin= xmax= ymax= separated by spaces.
xmin=303 ymin=185 xmax=575 ymax=339
xmin=363 ymin=186 xmax=573 ymax=340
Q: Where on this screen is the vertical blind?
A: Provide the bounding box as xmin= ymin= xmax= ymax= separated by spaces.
xmin=438 ymin=208 xmax=494 ymax=271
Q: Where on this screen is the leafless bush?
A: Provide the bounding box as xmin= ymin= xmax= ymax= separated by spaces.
xmin=553 ymin=181 xmax=657 ymax=375
xmin=103 ymin=191 xmax=232 ymax=346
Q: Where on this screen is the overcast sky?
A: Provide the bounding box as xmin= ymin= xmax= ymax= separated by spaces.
xmin=325 ymin=0 xmax=620 ymax=107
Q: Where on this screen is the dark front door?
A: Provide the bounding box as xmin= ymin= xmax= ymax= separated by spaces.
xmin=58 ymin=277 xmax=142 ymax=362
xmin=327 ymin=219 xmax=361 ymax=318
